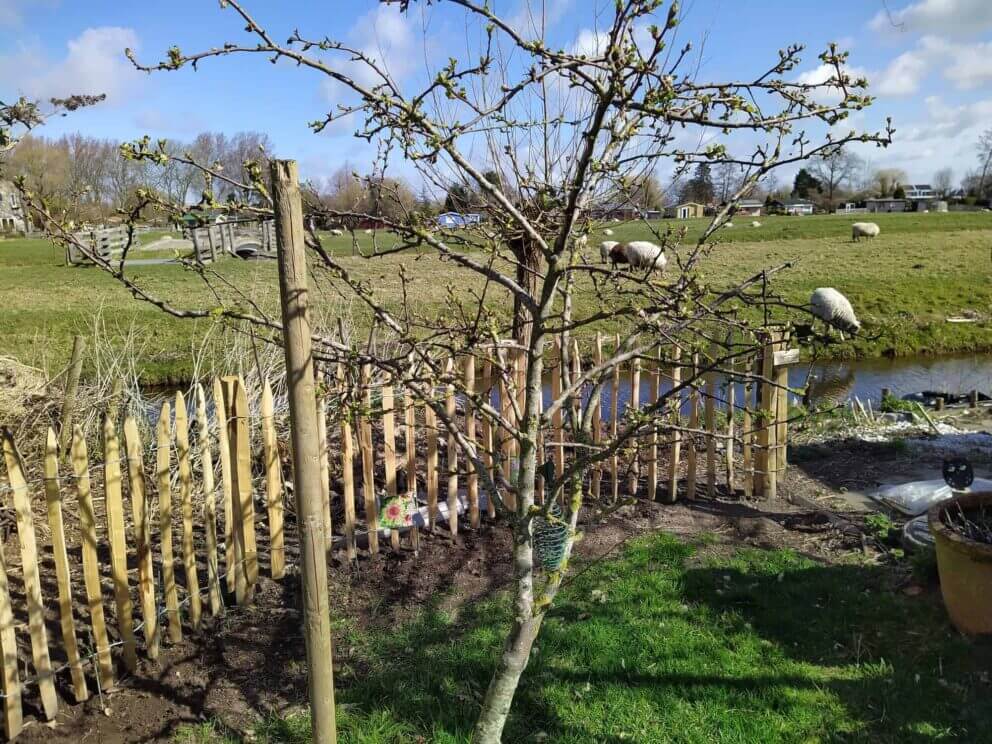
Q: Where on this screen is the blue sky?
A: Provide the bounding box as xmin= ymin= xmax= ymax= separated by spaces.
xmin=1 ymin=0 xmax=990 ymax=189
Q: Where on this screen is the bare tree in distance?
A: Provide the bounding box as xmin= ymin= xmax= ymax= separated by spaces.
xmin=872 ymin=167 xmax=908 ymax=198
xmin=976 ymin=128 xmax=992 ymax=199
xmin=20 ymin=1 xmax=892 ymax=740
xmin=808 ymin=147 xmax=862 ymax=209
xmin=933 ymin=167 xmax=954 ymax=198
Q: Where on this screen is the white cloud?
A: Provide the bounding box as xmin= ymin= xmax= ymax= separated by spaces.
xmin=794 ymin=63 xmax=870 ymax=103
xmin=571 ymin=29 xmax=609 ymax=58
xmin=0 ymin=27 xmax=140 ymax=103
xmin=508 ymin=0 xmax=572 ymax=38
xmin=921 ymin=36 xmax=992 ymax=89
xmin=0 ymin=0 xmax=58 ymax=27
xmin=869 ymin=0 xmax=992 ymax=37
xmin=873 ymin=49 xmax=930 ymax=96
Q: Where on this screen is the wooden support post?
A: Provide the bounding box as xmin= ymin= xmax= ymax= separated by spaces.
xmin=742 ymin=375 xmax=753 ymax=501
xmin=262 ymin=381 xmax=286 ymax=577
xmin=71 ymin=427 xmax=115 ymax=692
xmin=359 ymin=364 xmax=379 ymax=555
xmin=213 ymin=377 xmax=235 ymax=594
xmin=648 ymin=351 xmax=660 ymax=502
xmin=124 ymin=417 xmax=158 ymax=659
xmin=196 ymin=384 xmax=224 ymax=616
xmin=446 ymin=358 xmax=459 ymax=537
xmin=757 ymin=336 xmax=775 ymax=499
xmin=103 ymin=417 xmax=138 ymax=671
xmin=382 ymin=382 xmax=401 ymax=551
xmin=611 ymin=335 xmax=621 ymax=502
xmin=0 ymin=530 xmax=21 ymax=740
xmin=224 ymin=377 xmax=257 ymax=597
xmin=705 ymin=352 xmax=717 ymax=499
xmin=338 ymin=366 xmax=357 ymax=560
xmin=175 ymin=392 xmax=202 ymax=629
xmin=497 ymin=348 xmax=515 ymax=512
xmin=2 ymin=431 xmax=58 ymax=718
xmin=591 ymin=334 xmax=604 ymax=501
xmin=465 ymin=356 xmax=480 ymax=528
xmin=271 ymin=158 xmax=338 ymax=744
xmin=551 ymin=344 xmax=564 ymax=480
xmin=317 ymin=391 xmax=332 ymax=544
xmin=726 ymin=365 xmax=736 ymax=494
xmin=43 ymin=430 xmax=88 ymax=701
xmin=686 ymin=353 xmax=699 ymax=501
xmin=775 ymin=333 xmax=790 ymax=483
xmin=59 ymin=334 xmax=85 ymax=456
xmin=666 ymin=346 xmax=682 ymax=503
xmin=425 ymin=400 xmax=439 ymax=530
xmin=157 ymin=402 xmax=182 ymax=641
xmin=481 ymin=360 xmax=497 ymax=519
xmin=629 ymin=357 xmax=641 ymax=496
xmin=403 ymin=386 xmax=421 ymax=550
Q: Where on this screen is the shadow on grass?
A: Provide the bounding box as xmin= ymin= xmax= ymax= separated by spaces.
xmin=254 ymin=534 xmax=992 ymax=743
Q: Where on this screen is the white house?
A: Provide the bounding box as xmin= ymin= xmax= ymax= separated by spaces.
xmin=0 ymin=180 xmax=28 ymax=233
xmin=437 ymin=212 xmax=483 ymax=228
xmin=904 ymin=184 xmax=936 ymax=200
xmin=782 ymin=199 xmax=814 ymax=216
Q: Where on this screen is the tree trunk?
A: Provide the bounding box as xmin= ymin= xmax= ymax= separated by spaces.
xmin=473 ymin=610 xmax=544 ymax=743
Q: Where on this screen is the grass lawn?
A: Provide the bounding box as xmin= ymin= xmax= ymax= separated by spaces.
xmin=175 ymin=532 xmax=992 ymax=743
xmin=2 ymin=211 xmax=991 ymax=383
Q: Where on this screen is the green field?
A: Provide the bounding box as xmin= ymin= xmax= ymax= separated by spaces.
xmin=1 ymin=212 xmax=991 ymax=383
xmin=175 ymin=532 xmax=992 ymax=743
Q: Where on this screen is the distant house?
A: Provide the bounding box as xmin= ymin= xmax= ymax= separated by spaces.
xmin=782 ymin=199 xmax=813 ymax=217
xmin=837 ymin=202 xmax=868 ymax=214
xmin=865 ymin=198 xmax=907 ymax=213
xmin=664 ymin=202 xmax=706 ymax=220
xmin=0 ymin=180 xmax=28 ymax=233
xmin=436 ymin=212 xmax=482 ymax=229
xmin=589 ymin=203 xmax=648 ymax=221
xmin=733 ymin=199 xmax=764 ymax=217
xmin=904 ymin=184 xmax=936 ymax=200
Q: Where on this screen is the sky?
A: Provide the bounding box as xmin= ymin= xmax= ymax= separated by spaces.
xmin=1 ymin=0 xmax=990 ymax=191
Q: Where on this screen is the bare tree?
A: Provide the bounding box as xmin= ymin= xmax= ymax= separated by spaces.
xmin=21 ymin=2 xmax=891 ymax=740
xmin=872 ymin=167 xmax=908 ymax=197
xmin=809 ymin=147 xmax=862 ymax=208
xmin=933 ymin=167 xmax=954 ymax=198
xmin=977 ymin=128 xmax=992 ymax=199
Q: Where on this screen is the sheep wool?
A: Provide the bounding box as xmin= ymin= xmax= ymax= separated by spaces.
xmin=751 ymin=221 xmax=762 ymax=228
xmin=810 ymin=287 xmax=860 ymax=334
xmin=620 ymin=241 xmax=667 ymax=271
xmin=851 ymin=222 xmax=880 ymax=241
xmin=600 ymin=240 xmax=619 ymax=262
xmin=603 ymin=228 xmax=614 ymax=236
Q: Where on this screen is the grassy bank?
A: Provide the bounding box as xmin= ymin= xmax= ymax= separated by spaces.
xmin=176 ymin=532 xmax=992 ymax=743
xmin=2 ymin=212 xmax=991 ymax=383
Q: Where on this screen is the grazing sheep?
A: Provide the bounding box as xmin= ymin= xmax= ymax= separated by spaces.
xmin=600 ymin=240 xmax=619 ymax=262
xmin=330 ymin=228 xmax=344 ymax=236
xmin=751 ymin=221 xmax=762 ymax=228
xmin=610 ymin=241 xmax=666 ymax=272
xmin=603 ymin=228 xmax=614 ymax=236
xmin=810 ymin=287 xmax=860 ymax=338
xmin=364 ymin=228 xmax=373 ymax=235
xmin=575 ymin=234 xmax=589 ymax=249
xmin=724 ymin=221 xmax=734 ymax=228
xmin=851 ymin=222 xmax=880 ymax=241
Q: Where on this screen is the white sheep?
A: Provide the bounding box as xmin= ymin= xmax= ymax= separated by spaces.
xmin=751 ymin=221 xmax=762 ymax=228
xmin=724 ymin=221 xmax=734 ymax=228
xmin=851 ymin=222 xmax=880 ymax=241
xmin=600 ymin=240 xmax=619 ymax=263
xmin=330 ymin=228 xmax=344 ymax=236
xmin=364 ymin=228 xmax=373 ymax=235
xmin=810 ymin=287 xmax=860 ymax=339
xmin=575 ymin=234 xmax=589 ymax=249
xmin=610 ymin=241 xmax=667 ymax=272
xmin=603 ymin=228 xmax=614 ymax=236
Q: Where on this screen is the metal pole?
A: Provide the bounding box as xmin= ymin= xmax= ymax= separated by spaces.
xmin=271 ymin=159 xmax=338 ymax=744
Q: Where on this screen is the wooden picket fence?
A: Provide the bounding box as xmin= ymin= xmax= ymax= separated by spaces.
xmin=0 ymin=332 xmax=794 ymax=738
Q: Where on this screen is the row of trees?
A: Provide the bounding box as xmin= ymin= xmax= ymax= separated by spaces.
xmin=0 ymin=131 xmax=273 ymax=224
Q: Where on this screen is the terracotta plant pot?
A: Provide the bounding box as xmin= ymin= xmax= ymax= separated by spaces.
xmin=929 ymin=492 xmax=992 ymax=635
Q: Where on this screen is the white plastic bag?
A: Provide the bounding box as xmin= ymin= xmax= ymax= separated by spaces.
xmin=872 ymin=480 xmax=952 ymax=517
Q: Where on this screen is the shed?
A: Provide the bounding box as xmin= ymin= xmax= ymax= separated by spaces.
xmin=664 ymin=202 xmax=706 ymax=220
